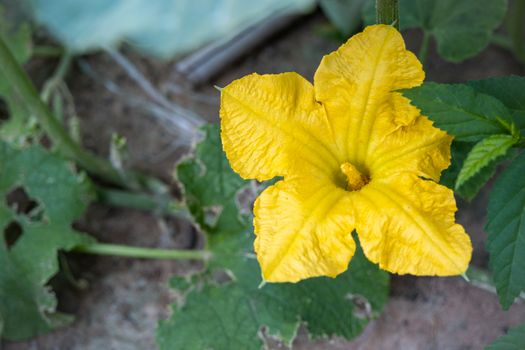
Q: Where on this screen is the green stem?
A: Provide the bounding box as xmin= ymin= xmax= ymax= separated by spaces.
xmin=96 ymin=186 xmax=190 ymax=218
xmin=375 ymin=0 xmax=399 ymax=30
xmin=0 ymin=36 xmax=167 ymax=193
xmin=32 ymin=45 xmax=64 ymax=58
xmin=491 ymin=34 xmax=513 ymax=51
xmin=75 ymin=243 xmax=211 ymax=260
xmin=508 ymin=0 xmax=525 ymax=61
xmin=418 ymin=31 xmax=430 ymax=65
xmin=466 ymin=266 xmax=525 ymax=302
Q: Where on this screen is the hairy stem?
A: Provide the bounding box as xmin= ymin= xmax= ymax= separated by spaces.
xmin=96 ymin=186 xmax=190 ymax=218
xmin=32 ymin=45 xmax=64 ymax=58
xmin=376 ymin=0 xmax=399 ymax=30
xmin=466 ymin=266 xmax=525 ymax=302
xmin=75 ymin=243 xmax=211 ymax=260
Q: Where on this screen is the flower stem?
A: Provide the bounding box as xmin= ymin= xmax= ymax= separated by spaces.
xmin=0 ymin=36 xmax=166 ymax=193
xmin=375 ymin=0 xmax=399 ymax=30
xmin=96 ymin=186 xmax=190 ymax=218
xmin=491 ymin=34 xmax=513 ymax=51
xmin=74 ymin=243 xmax=211 ymax=260
xmin=32 ymin=45 xmax=64 ymax=58
xmin=466 ymin=266 xmax=525 ymax=302
xmin=418 ymin=31 xmax=431 ymax=64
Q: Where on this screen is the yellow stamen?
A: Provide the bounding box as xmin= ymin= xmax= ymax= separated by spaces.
xmin=340 ymin=162 xmax=368 ymax=191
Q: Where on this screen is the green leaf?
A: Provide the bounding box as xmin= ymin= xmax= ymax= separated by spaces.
xmin=486 ymin=323 xmax=525 ymax=350
xmin=440 ymin=141 xmax=508 ymax=201
xmin=158 ymin=245 xmax=388 ymax=350
xmin=440 ymin=141 xmax=473 ymax=189
xmin=404 ymin=82 xmax=513 ymax=142
xmin=0 ymin=143 xmax=94 ymax=340
xmin=456 ymin=134 xmax=517 ymax=194
xmin=158 ymin=125 xmax=389 ymax=349
xmin=486 ymin=151 xmax=525 ymax=309
xmin=468 ymin=76 xmax=525 ymax=134
xmin=30 ymin=0 xmax=315 ymax=58
xmin=320 ymin=0 xmax=366 ymax=37
xmin=362 ymin=0 xmax=507 ymax=62
xmin=456 ymin=155 xmax=506 ymax=201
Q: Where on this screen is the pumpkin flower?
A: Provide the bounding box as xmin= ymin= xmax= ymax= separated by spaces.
xmin=219 ymin=25 xmax=472 ymax=283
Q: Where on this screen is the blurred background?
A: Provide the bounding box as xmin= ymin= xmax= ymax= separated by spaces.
xmin=1 ymin=0 xmax=525 ymax=349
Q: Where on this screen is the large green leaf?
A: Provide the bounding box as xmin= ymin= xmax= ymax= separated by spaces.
xmin=362 ymin=0 xmax=507 ymax=62
xmin=320 ymin=0 xmax=366 ymax=37
xmin=486 ymin=151 xmax=525 ymax=309
xmin=486 ymin=323 xmax=525 ymax=350
xmin=468 ymin=76 xmax=525 ymax=134
xmin=157 ymin=125 xmax=389 ymax=349
xmin=0 ymin=143 xmax=94 ymax=340
xmin=455 ymin=135 xmax=517 ymax=199
xmin=404 ymin=82 xmax=513 ymax=142
xmin=30 ymin=0 xmax=315 ymax=58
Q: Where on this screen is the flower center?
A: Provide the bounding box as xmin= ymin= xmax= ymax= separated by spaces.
xmin=340 ymin=162 xmax=369 ymax=191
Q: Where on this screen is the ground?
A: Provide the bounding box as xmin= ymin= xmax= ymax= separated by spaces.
xmin=3 ymin=13 xmax=525 ymax=350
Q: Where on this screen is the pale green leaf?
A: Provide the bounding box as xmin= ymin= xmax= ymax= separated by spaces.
xmin=404 ymin=82 xmax=513 ymax=142
xmin=456 ymin=135 xmax=517 ymax=191
xmin=486 ymin=323 xmax=525 ymax=350
xmin=29 ymin=0 xmax=315 ymax=58
xmin=363 ymin=0 xmax=507 ymax=62
xmin=486 ymin=151 xmax=525 ymax=309
xmin=0 ymin=143 xmax=94 ymax=340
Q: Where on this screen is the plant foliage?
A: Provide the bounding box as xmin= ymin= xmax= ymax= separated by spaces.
xmin=157 ymin=125 xmax=389 ymax=350
xmin=363 ymin=0 xmax=507 ymax=62
xmin=0 ymin=143 xmax=94 ymax=340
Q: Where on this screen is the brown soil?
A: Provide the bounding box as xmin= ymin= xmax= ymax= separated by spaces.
xmin=3 ymin=13 xmax=525 ymax=350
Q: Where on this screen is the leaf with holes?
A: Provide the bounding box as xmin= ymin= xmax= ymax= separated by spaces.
xmin=486 ymin=322 xmax=525 ymax=350
xmin=157 ymin=125 xmax=389 ymax=349
xmin=0 ymin=142 xmax=94 ymax=340
xmin=404 ymin=82 xmax=513 ymax=142
xmin=455 ymin=135 xmax=517 ymax=199
xmin=362 ymin=0 xmax=507 ymax=62
xmin=486 ymin=151 xmax=525 ymax=309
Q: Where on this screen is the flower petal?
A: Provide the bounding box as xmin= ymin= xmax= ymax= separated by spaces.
xmin=314 ymin=24 xmax=424 ymax=167
xmin=354 ymin=173 xmax=472 ymax=275
xmin=220 ymin=72 xmax=340 ymax=182
xmin=254 ymin=177 xmax=355 ymax=282
xmin=367 ymin=94 xmax=452 ymax=182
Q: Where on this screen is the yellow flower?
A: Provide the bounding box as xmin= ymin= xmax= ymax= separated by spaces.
xmin=219 ymin=25 xmax=472 ymax=283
